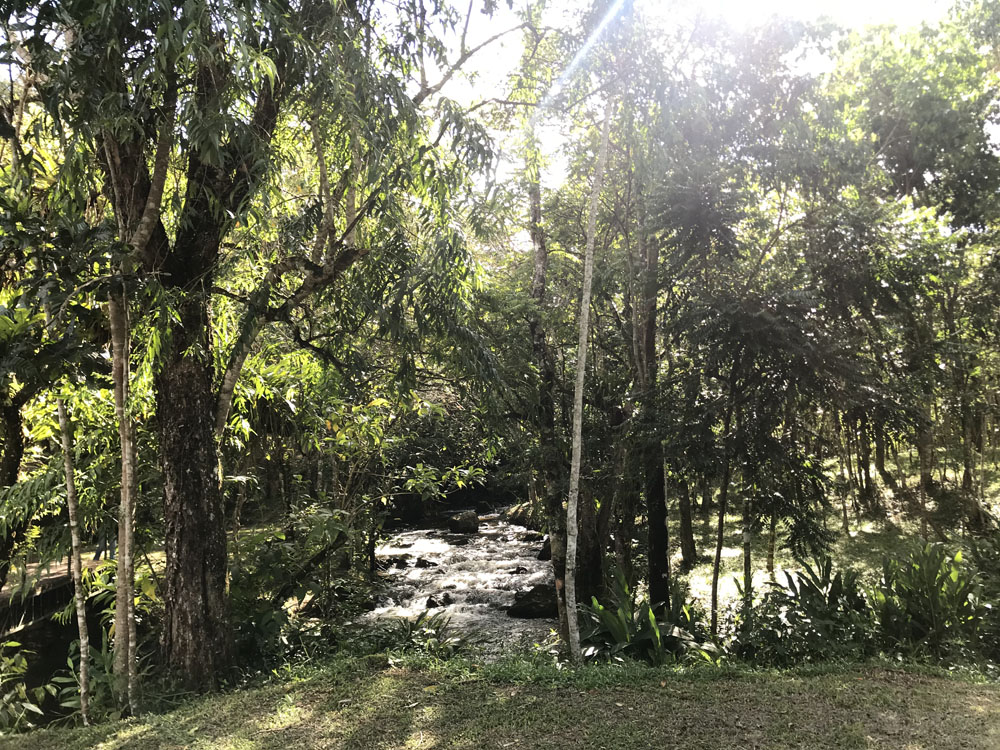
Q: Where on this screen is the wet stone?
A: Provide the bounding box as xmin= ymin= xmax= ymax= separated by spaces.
xmin=507 ymin=584 xmax=559 ymax=619
xmin=447 ymin=510 xmax=480 ymax=534
xmin=536 ymin=537 xmax=551 ymax=561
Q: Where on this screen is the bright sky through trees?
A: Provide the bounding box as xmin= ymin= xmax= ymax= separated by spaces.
xmin=462 ymin=0 xmax=956 ymax=106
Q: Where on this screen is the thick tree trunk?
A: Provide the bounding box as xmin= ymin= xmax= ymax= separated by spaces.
xmin=646 ymin=449 xmax=670 ymax=607
xmin=576 ymin=492 xmax=603 ymax=606
xmin=565 ymin=98 xmax=614 ymax=663
xmin=158 ymin=297 xmax=231 ymax=692
xmin=0 ymin=402 xmax=26 ymax=592
xmin=637 ymin=163 xmax=668 ymax=610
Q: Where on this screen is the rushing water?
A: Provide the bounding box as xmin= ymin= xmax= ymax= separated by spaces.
xmin=361 ymin=512 xmax=557 ymax=657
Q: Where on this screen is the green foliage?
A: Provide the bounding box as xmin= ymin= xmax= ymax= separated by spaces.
xmin=381 ymin=610 xmax=469 ymax=659
xmin=871 ymin=544 xmax=986 ymax=658
xmin=736 ymin=545 xmax=995 ymax=666
xmin=581 ymin=570 xmax=710 ymax=666
xmin=733 ymin=557 xmax=875 ymax=665
xmin=0 ymin=642 xmax=55 ymax=735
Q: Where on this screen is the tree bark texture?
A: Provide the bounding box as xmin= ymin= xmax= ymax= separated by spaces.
xmin=56 ymin=396 xmax=90 ymax=724
xmin=107 ymin=294 xmax=137 ymax=711
xmin=158 ymin=295 xmax=232 ymax=692
xmin=0 ymin=402 xmax=26 ymax=592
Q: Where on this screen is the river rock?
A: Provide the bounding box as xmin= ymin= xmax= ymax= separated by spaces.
xmin=415 ymin=557 xmax=438 ymax=568
xmin=502 ymin=502 xmax=544 ymax=531
xmin=447 ymin=510 xmax=480 ymax=534
xmin=426 ymin=593 xmax=454 ymax=609
xmin=507 ymin=584 xmax=558 ymax=619
xmin=536 ymin=537 xmax=551 ymax=561
xmin=384 ymin=555 xmax=409 ymax=569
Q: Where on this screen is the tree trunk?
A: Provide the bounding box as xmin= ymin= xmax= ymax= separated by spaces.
xmin=699 ymin=475 xmax=713 ymax=513
xmin=742 ymin=494 xmax=752 ymax=622
xmin=710 ymin=362 xmax=740 ymax=637
xmin=875 ymin=429 xmax=898 ymax=491
xmin=676 ymin=478 xmax=697 ymax=571
xmin=158 ymin=296 xmax=231 ymax=692
xmin=0 ymin=402 xmax=27 ymax=592
xmin=646 ymin=447 xmax=670 ymax=608
xmin=710 ymin=452 xmax=732 ymax=637
xmin=565 ymin=97 xmax=614 ymax=663
xmin=915 ymin=401 xmax=935 ymax=494
xmin=107 ymin=294 xmax=137 ymax=713
xmin=55 ymin=395 xmax=90 ymax=725
xmin=526 ymin=140 xmax=568 ymax=643
xmin=766 ymin=514 xmax=777 ymax=579
xmin=637 ymin=162 xmax=668 ymax=610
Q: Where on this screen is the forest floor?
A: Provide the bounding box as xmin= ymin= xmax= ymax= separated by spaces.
xmin=11 ymin=656 xmax=1000 ymax=750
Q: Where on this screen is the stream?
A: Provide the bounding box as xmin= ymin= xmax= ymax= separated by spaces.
xmin=361 ymin=511 xmax=557 ymax=658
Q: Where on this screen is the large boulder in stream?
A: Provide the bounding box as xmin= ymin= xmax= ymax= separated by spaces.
xmin=447 ymin=510 xmax=480 ymax=534
xmin=507 ymin=584 xmax=558 ymax=619
xmin=536 ymin=536 xmax=551 ymax=561
xmin=501 ymin=502 xmax=545 ymax=531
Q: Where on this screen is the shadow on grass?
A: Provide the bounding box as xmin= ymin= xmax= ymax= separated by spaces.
xmin=7 ymin=661 xmax=1000 ymax=750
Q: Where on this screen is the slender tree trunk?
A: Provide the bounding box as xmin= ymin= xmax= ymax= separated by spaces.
xmin=646 ymin=447 xmax=669 ymax=607
xmin=858 ymin=420 xmax=874 ymax=506
xmin=565 ymin=98 xmax=613 ymax=663
xmin=875 ymin=429 xmax=898 ymax=491
xmin=55 ymin=396 xmax=89 ymax=725
xmin=638 ymin=178 xmax=669 ymax=610
xmin=108 ymin=294 xmax=137 ymax=713
xmin=742 ymin=493 xmax=752 ymax=622
xmin=766 ymin=514 xmax=777 ymax=579
xmin=526 ymin=140 xmax=568 ymax=643
xmin=710 ymin=361 xmax=740 ymax=637
xmin=710 ymin=452 xmax=733 ymax=637
xmin=676 ymin=478 xmax=697 ymax=571
xmin=915 ymin=400 xmax=935 ymax=494
xmin=699 ymin=475 xmax=713 ymax=513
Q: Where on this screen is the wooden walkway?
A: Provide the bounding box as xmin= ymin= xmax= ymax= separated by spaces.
xmin=0 ymin=558 xmax=106 ymax=635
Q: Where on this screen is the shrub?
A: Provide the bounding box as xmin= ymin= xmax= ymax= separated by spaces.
xmin=581 ymin=570 xmax=711 ymax=665
xmin=0 ymin=641 xmax=54 ymax=734
xmin=381 ymin=610 xmax=469 ymax=658
xmin=870 ymin=543 xmax=985 ymax=658
xmin=732 ymin=556 xmax=875 ymax=666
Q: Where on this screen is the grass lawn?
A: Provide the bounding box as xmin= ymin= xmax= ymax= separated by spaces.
xmin=10 ymin=656 xmax=1000 ymax=750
